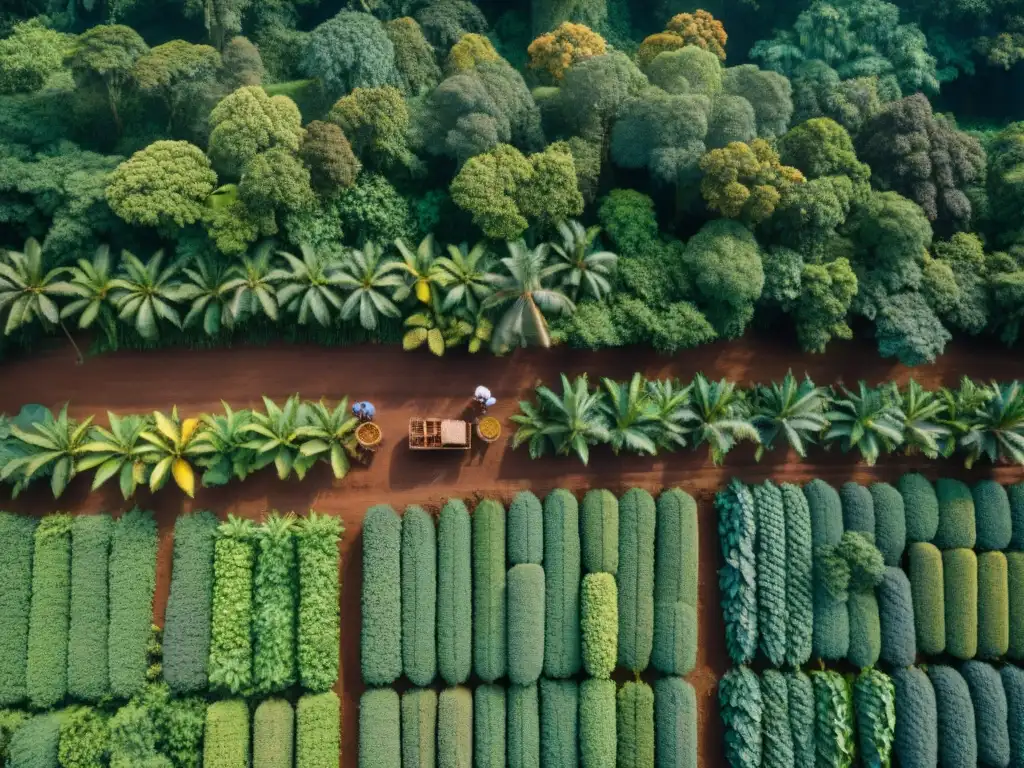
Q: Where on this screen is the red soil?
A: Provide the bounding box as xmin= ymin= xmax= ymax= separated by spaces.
xmin=2 ymin=334 xmax=1024 ymax=768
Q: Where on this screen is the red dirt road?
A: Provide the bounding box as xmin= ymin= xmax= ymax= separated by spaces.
xmin=2 ymin=334 xmax=1024 ymax=768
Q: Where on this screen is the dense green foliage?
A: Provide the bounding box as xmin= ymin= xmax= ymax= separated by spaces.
xmin=360 ymin=689 xmax=400 ymax=768
xmin=935 ymin=478 xmax=976 ymax=549
xmin=617 ymin=488 xmax=654 ymax=672
xmin=254 ymin=698 xmax=293 ymax=768
xmin=1010 ymin=552 xmax=1024 ymax=660
xmin=59 ymin=705 xmax=109 ymax=768
xmin=9 ymin=712 xmax=60 ymax=768
xmin=760 ymin=671 xmax=793 ymax=768
xmin=507 ymin=564 xmax=545 ymax=685
xmin=1011 ymin=483 xmax=1024 ymax=550
xmin=877 ymin=567 xmax=916 ymax=667
xmin=893 ymin=667 xmax=937 ymax=768
xmin=977 ymin=551 xmax=1009 ymax=659
xmin=909 ymin=542 xmax=945 ymax=655
xmin=295 ymin=512 xmax=341 ymax=693
xmin=853 ymin=670 xmax=895 ymax=768
xmin=786 ymin=672 xmax=814 ymax=768
xmin=654 ymin=677 xmax=696 ymax=768
xmin=474 ymin=684 xmax=504 ymax=768
xmin=361 ymin=504 xmax=401 ymax=686
xmin=508 ymin=490 xmax=543 ymax=565
xmin=437 ymin=499 xmax=472 ymax=686
xmin=508 ymin=683 xmax=540 ymax=768
xmin=929 ymin=665 xmax=977 ymax=768
xmin=974 ymin=480 xmax=1012 ymax=551
xmin=540 ymin=679 xmax=577 ymax=768
xmin=616 ymin=682 xmax=653 ymax=768
xmin=108 ymin=508 xmax=158 ymax=700
xmin=401 ymin=506 xmax=436 ymax=687
xmin=68 ymin=516 xmax=111 ymax=702
xmin=781 ymin=483 xmax=813 ymax=667
xmin=163 ymin=511 xmax=218 ymax=695
xmin=253 ymin=513 xmax=297 ymax=693
xmin=438 ymin=687 xmax=473 ymax=768
xmin=204 ymin=700 xmax=249 ymax=768
xmin=652 ymin=488 xmax=697 ymax=676
xmin=870 ymin=482 xmax=905 ymax=566
xmin=296 ymin=692 xmax=339 ymax=768
xmin=580 ymin=572 xmax=617 ymax=678
xmin=208 ymin=517 xmax=254 ymax=695
xmin=943 ymin=547 xmax=978 ymax=659
xmin=0 ymin=513 xmax=34 ymax=707
xmin=472 ymin=498 xmax=506 ymax=683
xmin=960 ymin=661 xmax=1009 ymax=768
xmin=719 ymin=666 xmax=762 ymax=768
xmin=811 ymin=671 xmax=854 ymax=768
xmin=753 ymin=481 xmax=787 ymax=667
xmin=717 ymin=479 xmax=757 ymax=665
xmin=27 ymin=515 xmax=71 ymax=711
xmin=581 ymin=489 xmax=617 ymax=574
xmin=899 ymin=473 xmax=939 ymax=543
xmin=847 ymin=591 xmax=880 ymax=668
xmin=1001 ymin=665 xmax=1024 ymax=767
xmin=840 ymin=482 xmax=874 ymax=540
xmin=805 ymin=479 xmax=849 ymax=661
xmin=543 ymin=489 xmax=581 ymax=679
xmin=402 ymin=689 xmax=436 ymax=768
xmin=579 ymin=680 xmax=615 ymax=768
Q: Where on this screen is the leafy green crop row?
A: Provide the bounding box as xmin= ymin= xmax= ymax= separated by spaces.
xmin=402 ymin=506 xmax=436 ymax=688
xmin=109 ymin=509 xmax=158 ymax=699
xmin=27 ymin=515 xmax=72 ymax=711
xmin=67 ymin=515 xmax=111 ymax=702
xmin=208 ymin=517 xmax=255 ymax=695
xmin=361 ymin=505 xmax=401 ymax=687
xmin=0 ymin=514 xmax=35 ymax=707
xmin=253 ymin=513 xmax=298 ymax=694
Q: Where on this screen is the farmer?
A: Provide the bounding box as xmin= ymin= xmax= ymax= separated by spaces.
xmin=472 ymin=386 xmax=497 ymax=416
xmin=352 ymin=401 xmax=376 ymax=421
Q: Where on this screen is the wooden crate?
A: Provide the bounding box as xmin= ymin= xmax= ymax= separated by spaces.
xmin=408 ymin=417 xmax=471 ymax=450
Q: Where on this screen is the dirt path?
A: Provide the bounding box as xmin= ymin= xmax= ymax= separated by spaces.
xmin=3 ymin=334 xmax=1024 ymax=768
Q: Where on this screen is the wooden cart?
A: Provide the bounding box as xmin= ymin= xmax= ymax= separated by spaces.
xmin=409 ymin=417 xmax=472 ymax=450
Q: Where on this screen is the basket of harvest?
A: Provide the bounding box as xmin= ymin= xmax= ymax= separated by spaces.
xmin=356 ymin=421 xmax=382 ymax=449
xmin=476 ymin=416 xmax=501 ymax=443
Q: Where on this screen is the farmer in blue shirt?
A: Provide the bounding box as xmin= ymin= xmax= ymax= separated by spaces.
xmin=352 ymin=401 xmax=376 ymax=421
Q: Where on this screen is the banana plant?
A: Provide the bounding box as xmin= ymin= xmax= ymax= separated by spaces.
xmin=646 ymin=378 xmax=697 ymax=452
xmin=601 ymin=372 xmax=660 ymax=455
xmin=959 ymin=380 xmax=1024 ymax=467
xmin=899 ymin=379 xmax=951 ymax=459
xmin=751 ymin=371 xmax=829 ymax=459
xmin=177 ymin=256 xmax=237 ymax=336
xmin=110 ymin=249 xmax=183 ymax=341
xmin=393 ymin=234 xmax=447 ymax=304
xmin=192 ymin=403 xmax=262 ymax=486
xmin=512 ymin=374 xmax=610 ymax=465
xmin=78 ymin=412 xmax=153 ymax=499
xmin=402 ymin=311 xmax=448 ymax=356
xmin=242 ymin=395 xmax=317 ymax=480
xmin=0 ymin=404 xmax=93 ymax=497
xmin=824 ymin=383 xmax=905 ymax=466
xmin=509 ymin=399 xmax=552 ymax=460
xmin=271 ymin=243 xmax=346 ymax=327
xmin=435 ymin=241 xmax=493 ymax=313
xmin=222 ymin=245 xmax=281 ymax=323
xmin=139 ymin=408 xmax=206 ymax=497
xmin=689 ymin=374 xmax=760 ymax=465
xmin=548 ymin=220 xmax=618 ymax=301
xmin=60 ymin=244 xmax=119 ymax=347
xmin=295 ymin=398 xmax=360 ymax=479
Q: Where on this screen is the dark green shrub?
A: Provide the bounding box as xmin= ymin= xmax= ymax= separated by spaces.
xmin=0 ymin=710 xmax=29 ymax=760
xmin=853 ymin=669 xmax=895 ymax=768
xmin=473 ymin=499 xmax=506 ymax=683
xmin=0 ymin=513 xmax=35 ymax=707
xmin=719 ymin=666 xmax=761 ymax=768
xmin=109 ymin=509 xmax=158 ymax=700
xmin=438 ymin=499 xmax=472 ymax=686
xmin=508 ymin=683 xmax=540 ymax=768
xmin=717 ymin=479 xmax=758 ymax=665
xmin=812 ymin=578 xmax=849 ymax=661
xmin=297 ymin=692 xmax=340 ymax=768
xmin=27 ymin=514 xmax=72 ymax=711
xmin=540 ymin=679 xmax=578 ymax=768
xmin=935 ymin=478 xmax=976 ymax=549
xmin=254 ymin=514 xmax=298 ymax=694
xmin=899 ymin=473 xmax=939 ymax=543
xmin=781 ymin=484 xmax=813 ymax=668
xmin=1009 ymin=483 xmax=1024 ymax=550
xmin=162 ymin=693 xmax=206 ymax=768
xmin=878 ymin=567 xmax=916 ymax=667
xmin=1000 ymin=665 xmax=1024 ymax=766
xmin=616 ymin=681 xmax=653 ymax=768
xmin=909 ymin=542 xmax=945 ymax=655
xmin=870 ymin=482 xmax=906 ymax=566
xmin=973 ymin=480 xmax=1012 ymax=551
xmin=296 ymin=513 xmax=342 ymax=693
xmin=1009 ymin=553 xmax=1024 ymax=660
xmin=893 ymin=668 xmax=937 ymax=768
xmin=581 ymin=490 xmax=618 ymax=575
xmin=806 ymin=480 xmax=848 ymax=661
xmin=508 ymin=491 xmax=543 ymax=565
xmin=107 ymin=688 xmax=166 ymax=768
xmin=58 ymin=705 xmax=109 ymax=768
xmin=204 ymin=700 xmax=250 ymax=768
xmin=438 ymin=687 xmax=472 ymax=768
xmin=654 ymin=677 xmax=696 ymax=768
xmin=978 ymin=551 xmax=1009 ymax=660
xmin=401 ymin=688 xmax=437 ymax=768
xmin=362 ymin=505 xmax=402 ymax=686
xmin=840 ymin=482 xmax=875 ymax=541
xmin=653 ymin=489 xmax=697 ymax=676
xmin=402 ymin=506 xmax=437 ymax=687
xmin=960 ymin=661 xmax=1008 ymax=768
xmin=753 ymin=481 xmax=787 ymax=667
xmin=359 ymin=689 xmax=400 ymax=768
xmin=508 ymin=564 xmax=545 ymax=685
xmin=847 ymin=591 xmax=880 ymax=668
xmin=254 ymin=698 xmax=294 ymax=768
xmin=805 ymin=479 xmax=843 ymax=546
xmin=618 ymin=488 xmax=655 ymax=673
xmin=164 ymin=511 xmax=218 ymax=696
xmin=581 ymin=573 xmax=617 ymax=678
xmin=786 ymin=672 xmax=814 ymax=768
xmin=543 ymin=490 xmax=581 ymax=679
xmin=811 ymin=671 xmax=854 ymax=768
xmin=9 ymin=713 xmax=60 ymax=768
xmin=943 ymin=548 xmax=978 ymax=660
xmin=760 ymin=671 xmax=793 ymax=768
xmin=68 ymin=515 xmax=111 ymax=702
xmin=580 ymin=679 xmax=615 ymax=768
xmin=929 ymin=665 xmax=976 ymax=768
xmin=474 ymin=684 xmax=504 ymax=768
xmin=209 ymin=517 xmax=255 ymax=695
xmin=836 ymin=531 xmax=885 ymax=592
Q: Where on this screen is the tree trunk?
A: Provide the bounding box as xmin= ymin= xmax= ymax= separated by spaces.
xmin=59 ymin=321 xmax=85 ymax=365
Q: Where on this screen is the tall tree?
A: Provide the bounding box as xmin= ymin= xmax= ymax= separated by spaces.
xmin=65 ymin=25 xmax=148 ymax=134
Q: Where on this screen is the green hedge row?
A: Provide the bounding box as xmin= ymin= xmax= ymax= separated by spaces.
xmin=438 ymin=500 xmax=472 ymax=687
xmin=717 ymin=480 xmax=758 ymax=666
xmin=1011 ymin=483 xmax=1024 ymax=550
xmin=439 ymin=687 xmax=472 ymax=768
xmin=360 ymin=689 xmax=399 ymax=768
xmin=753 ymin=482 xmax=787 ymax=668
xmin=473 ymin=499 xmax=506 ymax=684
xmin=296 ymin=513 xmax=341 ymax=693
xmin=254 ymin=698 xmax=293 ymax=768
xmin=617 ymin=489 xmax=654 ymax=674
xmin=840 ymin=482 xmax=875 ymax=541
xmin=361 ymin=505 xmax=401 ymax=687
xmin=204 ymin=700 xmax=250 ymax=768
xmin=59 ymin=704 xmax=108 ymax=768
xmin=760 ymin=670 xmax=793 ymax=768
xmin=1010 ymin=553 xmax=1024 ymax=660
xmin=719 ymin=666 xmax=761 ymax=768
xmin=960 ymin=661 xmax=1008 ymax=768
xmin=781 ymin=484 xmax=813 ymax=668
xmin=475 ymin=684 xmax=504 ymax=768
xmin=9 ymin=712 xmax=61 ymax=768
xmin=508 ymin=683 xmax=539 ymax=768
xmin=870 ymin=482 xmax=905 ymax=566
xmin=27 ymin=515 xmax=72 ymax=711
xmin=401 ymin=506 xmax=436 ymax=687
xmin=935 ymin=478 xmax=976 ymax=549
xmin=943 ymin=548 xmax=978 ymax=660
xmin=579 ymin=679 xmax=615 ymax=768
xmin=508 ymin=491 xmax=543 ymax=566
xmin=786 ymin=672 xmax=813 ymax=768
xmin=543 ymin=490 xmax=580 ymax=680
xmin=508 ymin=565 xmax=545 ymax=686
xmin=164 ymin=511 xmax=218 ymax=695
xmin=877 ymin=567 xmax=916 ymax=667
xmin=652 ymin=490 xmax=697 ymax=677
xmin=109 ymin=509 xmax=158 ymax=700
xmin=1002 ymin=665 xmax=1024 ymax=766
xmin=297 ymin=692 xmax=340 ymax=768
xmin=811 ymin=671 xmax=855 ymax=768
xmin=928 ymin=665 xmax=976 ymax=768
xmin=402 ymin=688 xmax=437 ymax=768
xmin=853 ymin=669 xmax=895 ymax=768
xmin=974 ymin=480 xmax=1012 ymax=551
xmin=540 ymin=679 xmax=577 ymax=768
xmin=616 ymin=681 xmax=653 ymax=768
xmin=909 ymin=542 xmax=945 ymax=655
xmin=209 ymin=518 xmax=255 ymax=695
xmin=654 ymin=677 xmax=696 ymax=768
xmin=847 ymin=591 xmax=880 ymax=669
xmin=899 ymin=473 xmax=939 ymax=543
xmin=67 ymin=515 xmax=111 ymax=702
xmin=253 ymin=514 xmax=298 ymax=694
xmin=978 ymin=551 xmax=1009 ymax=659
xmin=581 ymin=573 xmax=617 ymax=679
xmin=0 ymin=513 xmax=35 ymax=707
xmin=581 ymin=490 xmax=618 ymax=575
xmin=806 ymin=480 xmax=849 ymax=661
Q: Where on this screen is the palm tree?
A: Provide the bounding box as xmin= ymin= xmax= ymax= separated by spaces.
xmin=335 ymin=242 xmax=404 ymax=331
xmin=483 ymin=240 xmax=574 ymax=354
xmin=435 ymin=241 xmax=494 ymax=313
xmin=60 ymin=244 xmax=119 ymax=347
xmin=271 ymin=243 xmax=346 ymax=327
xmin=110 ymin=249 xmax=182 ymax=341
xmin=824 ymin=382 xmax=905 ymax=466
xmin=294 ymin=398 xmax=359 ymax=479
xmin=0 ymin=237 xmax=82 ymax=359
xmin=139 ymin=407 xmax=205 ymax=497
xmin=549 ymin=220 xmax=618 ymax=301
xmin=393 ymin=234 xmax=447 ymax=304
xmin=221 ymin=244 xmax=281 ymax=324
xmin=646 ymin=378 xmax=697 ymax=452
xmin=176 ymin=255 xmax=237 ymax=337
xmin=78 ymin=412 xmax=152 ymax=499
xmin=0 ymin=404 xmax=94 ymax=497
xmin=689 ymin=374 xmax=760 ymax=465
xmin=601 ymin=373 xmax=660 ymax=455
xmin=751 ymin=371 xmax=829 ymax=459
xmin=511 ymin=374 xmax=610 ymax=464
xmin=899 ymin=379 xmax=951 ymax=459
xmin=242 ymin=395 xmax=316 ymax=480
xmin=959 ymin=380 xmax=1024 ymax=467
